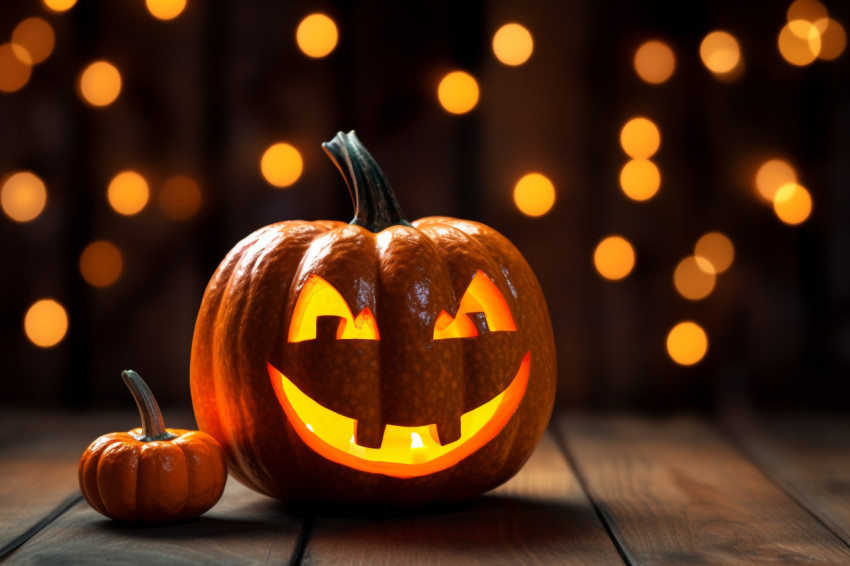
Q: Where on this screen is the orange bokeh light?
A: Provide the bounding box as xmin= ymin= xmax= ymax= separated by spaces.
xmin=633 ymin=40 xmax=675 ymax=84
xmin=79 ymin=241 xmax=123 ymax=288
xmin=437 ymin=71 xmax=480 ymax=115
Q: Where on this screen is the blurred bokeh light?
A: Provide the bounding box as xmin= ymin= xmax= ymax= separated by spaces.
xmin=633 ymin=40 xmax=675 ymax=84
xmin=619 ymin=158 xmax=660 ymax=201
xmin=773 ymin=182 xmax=813 ymax=224
xmin=666 ymin=322 xmax=708 ymax=366
xmin=79 ymin=241 xmax=123 ymax=288
xmin=700 ymin=31 xmax=742 ymax=76
xmin=107 ymin=171 xmax=149 ymax=215
xmin=78 ymin=61 xmax=122 ymax=107
xmin=492 ymin=23 xmax=533 ymax=66
xmin=513 ymin=173 xmax=555 ymax=217
xmin=0 ymin=43 xmax=32 ymax=92
xmin=1 ymin=172 xmax=47 ymax=222
xmin=159 ymin=176 xmax=202 ymax=220
xmin=755 ymin=159 xmax=797 ymax=202
xmin=437 ymin=70 xmax=479 ymax=114
xmin=42 ymin=0 xmax=76 ymax=12
xmin=296 ymin=13 xmax=339 ymax=58
xmin=620 ymin=117 xmax=660 ymax=159
xmin=24 ymin=299 xmax=68 ymax=348
xmin=594 ymin=236 xmax=635 ymax=280
xmin=11 ymin=18 xmax=55 ymax=65
xmin=673 ymin=256 xmax=716 ymax=300
xmin=146 ymin=0 xmax=187 ymax=21
xmin=694 ymin=232 xmax=734 ymax=274
xmin=261 ymin=143 xmax=303 ymax=188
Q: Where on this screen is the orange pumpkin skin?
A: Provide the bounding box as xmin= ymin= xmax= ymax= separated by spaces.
xmin=79 ymin=370 xmax=227 ymax=522
xmin=190 ymin=133 xmax=556 ymax=505
xmin=79 ymin=428 xmax=227 ymax=522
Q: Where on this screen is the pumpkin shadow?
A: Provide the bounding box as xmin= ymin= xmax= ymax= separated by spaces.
xmin=280 ymin=494 xmax=615 ymax=559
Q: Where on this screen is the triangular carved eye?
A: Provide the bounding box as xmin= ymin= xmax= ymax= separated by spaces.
xmin=289 ymin=275 xmax=379 ymax=342
xmin=433 ymin=270 xmax=516 ymax=340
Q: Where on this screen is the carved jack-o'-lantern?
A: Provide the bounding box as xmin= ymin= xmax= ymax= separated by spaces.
xmin=190 ymin=132 xmax=556 ymax=504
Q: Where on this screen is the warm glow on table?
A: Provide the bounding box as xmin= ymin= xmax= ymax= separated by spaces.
xmin=159 ymin=176 xmax=202 ymax=220
xmin=773 ymin=183 xmax=812 ymax=225
xmin=700 ymin=31 xmax=741 ymax=75
xmin=79 ymin=61 xmax=122 ymax=107
xmin=12 ymin=18 xmax=55 ymax=65
xmin=755 ymin=159 xmax=796 ymax=202
xmin=674 ymin=256 xmax=716 ymax=300
xmin=620 ymin=117 xmax=660 ymax=159
xmin=492 ymin=23 xmax=534 ymax=66
xmin=1 ymin=172 xmax=47 ymax=222
xmin=513 ymin=173 xmax=555 ymax=217
xmin=107 ymin=171 xmax=149 ymax=215
xmin=261 ymin=143 xmax=303 ymax=188
xmin=296 ymin=13 xmax=338 ymax=58
xmin=42 ymin=0 xmax=76 ymax=12
xmin=594 ymin=236 xmax=635 ymax=280
xmin=0 ymin=43 xmax=32 ymax=92
xmin=437 ymin=71 xmax=479 ymax=115
xmin=633 ymin=40 xmax=675 ymax=84
xmin=146 ymin=0 xmax=187 ymax=21
xmin=666 ymin=321 xmax=708 ymax=365
xmin=79 ymin=241 xmax=123 ymax=288
xmin=24 ymin=299 xmax=68 ymax=348
xmin=619 ymin=158 xmax=660 ymax=201
xmin=695 ymin=232 xmax=734 ymax=274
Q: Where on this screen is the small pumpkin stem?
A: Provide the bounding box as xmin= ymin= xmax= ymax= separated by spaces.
xmin=121 ymin=370 xmax=175 ymax=441
xmin=322 ymin=131 xmax=412 ymax=233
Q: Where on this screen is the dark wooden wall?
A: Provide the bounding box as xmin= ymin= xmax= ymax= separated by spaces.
xmin=1 ymin=0 xmax=848 ymax=412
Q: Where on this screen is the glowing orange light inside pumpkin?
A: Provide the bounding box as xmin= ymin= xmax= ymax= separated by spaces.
xmin=268 ymin=352 xmax=530 ymax=478
xmin=288 ymin=274 xmax=379 ymax=342
xmin=434 ymin=270 xmax=516 ymax=339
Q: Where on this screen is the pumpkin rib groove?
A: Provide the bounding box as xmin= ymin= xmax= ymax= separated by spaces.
xmin=190 ymin=225 xmax=281 ymax=476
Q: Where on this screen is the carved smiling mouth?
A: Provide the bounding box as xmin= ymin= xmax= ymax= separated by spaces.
xmin=267 ymin=352 xmax=530 ymax=479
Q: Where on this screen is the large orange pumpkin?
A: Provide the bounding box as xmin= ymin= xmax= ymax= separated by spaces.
xmin=190 ymin=131 xmax=555 ymax=505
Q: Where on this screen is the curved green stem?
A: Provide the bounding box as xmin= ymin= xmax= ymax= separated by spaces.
xmin=322 ymin=131 xmax=412 ymax=233
xmin=121 ymin=370 xmax=176 ymax=442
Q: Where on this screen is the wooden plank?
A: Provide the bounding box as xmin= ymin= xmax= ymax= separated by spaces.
xmin=6 ymin=476 xmax=304 ymax=565
xmin=301 ymin=431 xmax=624 ymax=565
xmin=558 ymin=415 xmax=850 ymax=565
xmin=0 ymin=411 xmax=131 ymax=556
xmin=0 ymin=410 xmax=215 ymax=558
xmin=727 ymin=414 xmax=850 ymax=546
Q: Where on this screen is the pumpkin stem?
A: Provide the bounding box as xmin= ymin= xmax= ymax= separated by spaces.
xmin=322 ymin=131 xmax=412 ymax=233
xmin=121 ymin=370 xmax=176 ymax=442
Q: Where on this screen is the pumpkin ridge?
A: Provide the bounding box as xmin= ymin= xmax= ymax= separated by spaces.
xmin=227 ymin=228 xmax=300 ymax=490
xmin=191 ymin=223 xmax=286 ymax=477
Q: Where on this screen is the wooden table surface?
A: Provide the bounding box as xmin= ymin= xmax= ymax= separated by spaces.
xmin=1 ymin=411 xmax=848 ymax=565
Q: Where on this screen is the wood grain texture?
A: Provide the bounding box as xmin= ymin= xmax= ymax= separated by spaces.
xmin=0 ymin=409 xmax=229 ymax=560
xmin=558 ymin=415 xmax=850 ymax=565
xmin=299 ymin=431 xmax=624 ymax=565
xmin=727 ymin=414 xmax=850 ymax=546
xmin=5 ymin=476 xmax=303 ymax=565
xmin=0 ymin=411 xmax=137 ymax=554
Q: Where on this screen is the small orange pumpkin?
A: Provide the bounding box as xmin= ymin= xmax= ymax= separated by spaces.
xmin=190 ymin=131 xmax=556 ymax=505
xmin=78 ymin=370 xmax=227 ymax=522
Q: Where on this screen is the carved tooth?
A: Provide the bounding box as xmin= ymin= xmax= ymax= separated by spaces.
xmin=354 ymin=419 xmax=385 ymax=449
xmin=315 ymin=315 xmax=345 ymax=341
xmin=431 ymin=418 xmax=462 ymax=445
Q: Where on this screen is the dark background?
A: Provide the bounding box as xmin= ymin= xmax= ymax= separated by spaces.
xmin=2 ymin=0 xmax=848 ymax=414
